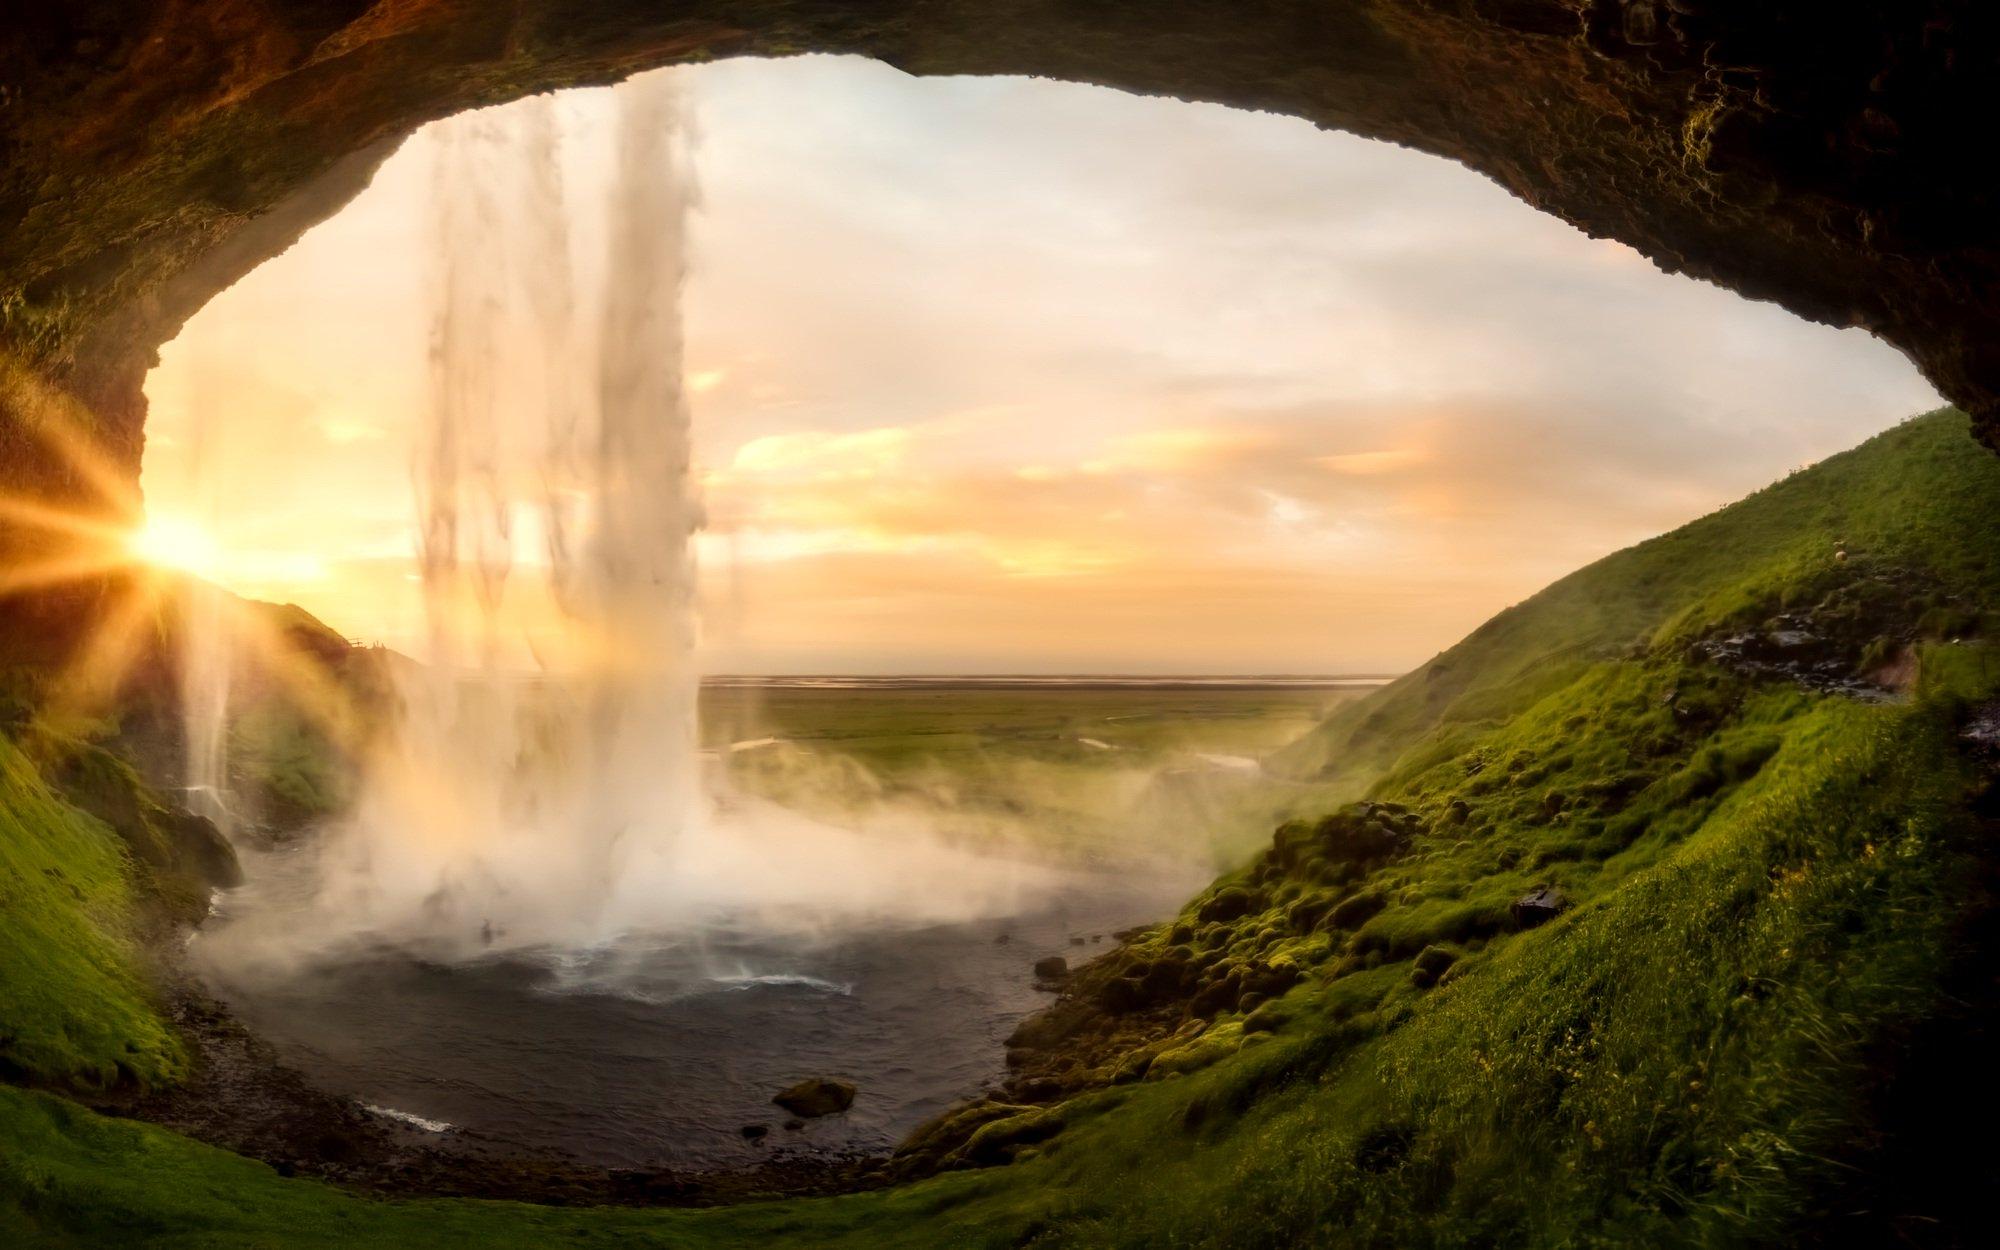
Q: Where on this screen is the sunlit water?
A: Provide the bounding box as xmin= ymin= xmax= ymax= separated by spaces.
xmin=193 ymin=838 xmax=1191 ymax=1169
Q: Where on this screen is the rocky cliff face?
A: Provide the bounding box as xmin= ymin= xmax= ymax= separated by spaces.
xmin=2 ymin=2 xmax=1995 ymax=511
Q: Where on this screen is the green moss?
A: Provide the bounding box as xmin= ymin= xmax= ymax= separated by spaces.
xmin=0 ymin=741 xmax=184 ymax=1089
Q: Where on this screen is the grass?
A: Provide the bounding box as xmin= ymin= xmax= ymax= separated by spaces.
xmin=707 ymin=684 xmax=1373 ymax=867
xmin=0 ymin=739 xmax=185 ymax=1090
xmin=1273 ymin=407 xmax=2000 ymax=787
xmin=3 ymin=408 xmax=1999 ymax=1244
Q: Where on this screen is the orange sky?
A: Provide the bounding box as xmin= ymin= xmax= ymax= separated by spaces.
xmin=140 ymin=57 xmax=1940 ymax=674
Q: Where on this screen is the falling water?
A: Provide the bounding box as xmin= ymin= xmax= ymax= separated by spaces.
xmin=264 ymin=71 xmax=1062 ymax=965
xmin=181 ymin=578 xmax=236 ymax=837
xmin=174 ymin=351 xmax=237 ymax=839
xmin=315 ymin=72 xmax=704 ymax=951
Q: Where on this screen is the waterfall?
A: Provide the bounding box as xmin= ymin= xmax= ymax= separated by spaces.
xmin=322 ymin=71 xmax=705 ymax=951
xmin=175 ymin=350 xmax=236 ymax=839
xmin=181 ymin=577 xmax=235 ymax=837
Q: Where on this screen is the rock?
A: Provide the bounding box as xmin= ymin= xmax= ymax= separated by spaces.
xmin=993 ymin=932 xmax=1012 ymax=945
xmin=1013 ymin=1076 xmax=1064 ymax=1103
xmin=1098 ymin=972 xmax=1153 ymax=1014
xmin=1410 ymin=944 xmax=1458 ymax=989
xmin=1328 ymin=889 xmax=1387 ymax=930
xmin=950 ymin=1106 xmax=1064 ymax=1168
xmin=1189 ymin=972 xmax=1244 ymax=1017
xmin=772 ymin=1078 xmax=856 ymax=1118
xmin=783 ymin=1119 xmax=804 ymax=1131
xmin=1197 ymin=886 xmax=1259 ymax=924
xmin=1270 ymin=802 xmax=1420 ymax=874
xmin=1068 ymin=935 xmax=1086 ymax=946
xmin=1512 ymin=885 xmax=1568 ymax=929
xmin=1033 ymin=955 xmax=1069 ymax=980
xmin=740 ymin=1124 xmax=769 ymax=1140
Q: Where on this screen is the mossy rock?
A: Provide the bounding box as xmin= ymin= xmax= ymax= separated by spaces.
xmin=1148 ymin=1022 xmax=1244 ymax=1079
xmin=1410 ymin=944 xmax=1459 ymax=989
xmin=948 ymin=1106 xmax=1065 ymax=1168
xmin=1197 ymin=886 xmax=1261 ymax=924
xmin=1329 ymin=889 xmax=1388 ymax=930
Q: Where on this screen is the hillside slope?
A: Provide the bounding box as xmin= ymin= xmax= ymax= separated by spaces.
xmin=1273 ymin=406 xmax=2000 ymax=789
xmin=4 ymin=409 xmax=2000 ymax=1246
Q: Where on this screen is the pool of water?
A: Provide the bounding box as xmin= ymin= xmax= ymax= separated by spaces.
xmin=191 ymin=840 xmax=1187 ymax=1169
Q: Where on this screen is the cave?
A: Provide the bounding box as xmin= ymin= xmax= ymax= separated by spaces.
xmin=5 ymin=4 xmax=2000 ymax=1245
xmin=3 ymin=0 xmax=1998 ymax=528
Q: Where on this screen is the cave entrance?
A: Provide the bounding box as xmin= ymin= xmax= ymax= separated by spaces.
xmin=129 ymin=57 xmax=1934 ymax=1171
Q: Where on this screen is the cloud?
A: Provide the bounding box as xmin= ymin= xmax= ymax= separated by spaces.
xmin=140 ymin=56 xmax=1942 ymax=673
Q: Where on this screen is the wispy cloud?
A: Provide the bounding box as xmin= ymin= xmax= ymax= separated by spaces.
xmin=141 ymin=56 xmax=1940 ymax=672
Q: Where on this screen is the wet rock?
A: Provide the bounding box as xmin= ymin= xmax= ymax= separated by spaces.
xmin=782 ymin=1119 xmax=805 ymax=1131
xmin=1033 ymin=955 xmax=1069 ymax=981
xmin=772 ymin=1078 xmax=856 ymax=1118
xmin=1512 ymin=885 xmax=1568 ymax=929
xmin=740 ymin=1124 xmax=768 ymax=1141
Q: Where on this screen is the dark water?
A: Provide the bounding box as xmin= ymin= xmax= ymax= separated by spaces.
xmin=192 ymin=844 xmax=1184 ymax=1169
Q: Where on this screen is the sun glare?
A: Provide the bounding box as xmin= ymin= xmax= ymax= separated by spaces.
xmin=129 ymin=513 xmax=223 ymax=577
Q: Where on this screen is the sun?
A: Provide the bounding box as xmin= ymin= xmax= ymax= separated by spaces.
xmin=128 ymin=513 xmax=224 ymax=578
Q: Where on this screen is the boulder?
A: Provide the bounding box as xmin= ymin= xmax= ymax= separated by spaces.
xmin=1033 ymin=955 xmax=1069 ymax=980
xmin=772 ymin=1077 xmax=856 ymax=1118
xmin=1511 ymin=885 xmax=1568 ymax=929
xmin=740 ymin=1124 xmax=769 ymax=1140
xmin=1197 ymin=886 xmax=1260 ymax=924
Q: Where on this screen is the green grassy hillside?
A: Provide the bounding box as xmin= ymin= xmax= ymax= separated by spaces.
xmin=1273 ymin=407 xmax=2000 ymax=789
xmin=4 ymin=409 xmax=1999 ymax=1246
xmin=0 ymin=739 xmax=189 ymax=1090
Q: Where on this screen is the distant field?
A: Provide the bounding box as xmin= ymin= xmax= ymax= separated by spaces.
xmin=697 ymin=681 xmax=1384 ymax=869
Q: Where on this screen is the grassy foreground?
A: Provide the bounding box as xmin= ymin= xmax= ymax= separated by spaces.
xmin=5 ymin=409 xmax=2000 ymax=1245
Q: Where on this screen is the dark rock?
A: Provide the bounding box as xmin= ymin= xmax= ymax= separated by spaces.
xmin=1271 ymin=802 xmax=1421 ymax=875
xmin=740 ymin=1124 xmax=768 ymax=1141
xmin=772 ymin=1078 xmax=856 ymax=1118
xmin=1197 ymin=886 xmax=1259 ymax=924
xmin=1033 ymin=955 xmax=1069 ymax=981
xmin=782 ymin=1119 xmax=804 ymax=1131
xmin=1512 ymin=885 xmax=1568 ymax=929
xmin=1069 ymin=935 xmax=1086 ymax=946
xmin=1013 ymin=1077 xmax=1064 ymax=1103
xmin=1097 ymin=972 xmax=1152 ymax=1014
xmin=1286 ymin=895 xmax=1330 ymax=932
